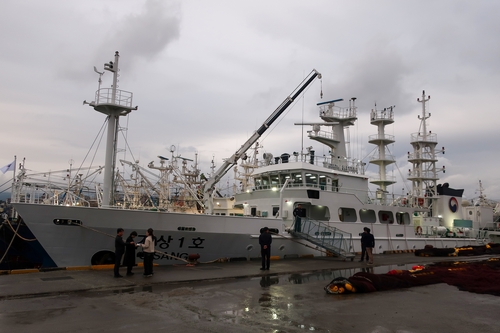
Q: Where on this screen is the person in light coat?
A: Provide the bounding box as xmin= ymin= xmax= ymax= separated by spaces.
xmin=137 ymin=228 xmax=156 ymax=277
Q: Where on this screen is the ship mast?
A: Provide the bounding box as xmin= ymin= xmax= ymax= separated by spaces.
xmin=84 ymin=51 xmax=137 ymax=207
xmin=369 ymin=105 xmax=396 ymax=204
xmin=407 ymin=91 xmax=444 ymax=211
xmin=301 ymin=98 xmax=357 ymax=171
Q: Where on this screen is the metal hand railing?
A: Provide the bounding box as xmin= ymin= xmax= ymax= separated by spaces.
xmin=292 ymin=217 xmax=354 ymax=259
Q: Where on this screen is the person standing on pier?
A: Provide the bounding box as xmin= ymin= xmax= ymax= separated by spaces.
xmin=259 ymin=227 xmax=272 ymax=271
xmin=359 ymin=228 xmax=369 ymax=262
xmin=114 ymin=228 xmax=126 ymax=278
xmin=364 ymin=227 xmax=375 ymax=265
xmin=123 ymin=231 xmax=138 ymax=276
xmin=137 ymin=228 xmax=156 ymax=277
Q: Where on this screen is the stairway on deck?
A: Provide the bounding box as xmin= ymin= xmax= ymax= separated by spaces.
xmin=291 ymin=218 xmax=355 ymax=261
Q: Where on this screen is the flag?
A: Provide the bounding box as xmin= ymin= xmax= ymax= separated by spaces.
xmin=1 ymin=161 xmax=15 ymax=174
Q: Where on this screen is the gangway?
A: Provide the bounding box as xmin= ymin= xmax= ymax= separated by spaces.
xmin=292 ymin=218 xmax=355 ymax=261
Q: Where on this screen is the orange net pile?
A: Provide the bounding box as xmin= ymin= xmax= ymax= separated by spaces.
xmin=415 ymin=243 xmax=500 ymax=257
xmin=325 ymin=258 xmax=500 ymax=296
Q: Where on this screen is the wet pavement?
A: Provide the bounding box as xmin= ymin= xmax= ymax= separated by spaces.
xmin=1 ymin=254 xmax=500 ymax=332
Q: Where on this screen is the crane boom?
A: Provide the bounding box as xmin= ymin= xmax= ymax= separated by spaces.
xmin=203 ymin=69 xmax=322 ymax=214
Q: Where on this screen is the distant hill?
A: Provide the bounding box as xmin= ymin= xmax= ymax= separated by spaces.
xmin=0 ymin=192 xmax=10 ymax=201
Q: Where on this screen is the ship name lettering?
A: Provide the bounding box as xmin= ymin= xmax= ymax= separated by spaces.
xmin=157 ymin=235 xmax=174 ymax=249
xmin=188 ymin=237 xmax=205 ymax=249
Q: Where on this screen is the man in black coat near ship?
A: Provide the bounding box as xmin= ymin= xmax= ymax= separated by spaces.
xmin=359 ymin=228 xmax=369 ymax=262
xmin=293 ymin=204 xmax=303 ymax=232
xmin=259 ymin=227 xmax=272 ymax=270
xmin=123 ymin=231 xmax=138 ymax=276
xmin=360 ymin=227 xmax=375 ymax=264
xmin=114 ymin=228 xmax=126 ymax=278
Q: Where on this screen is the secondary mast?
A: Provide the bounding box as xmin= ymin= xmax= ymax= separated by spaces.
xmin=369 ymin=105 xmax=396 ymax=204
xmin=407 ymin=91 xmax=444 ymax=211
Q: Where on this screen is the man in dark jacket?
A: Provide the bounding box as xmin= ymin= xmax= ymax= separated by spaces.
xmin=259 ymin=227 xmax=272 ymax=270
xmin=123 ymin=231 xmax=138 ymax=276
xmin=114 ymin=228 xmax=126 ymax=277
xmin=361 ymin=227 xmax=375 ymax=264
xmin=359 ymin=228 xmax=369 ymax=262
xmin=293 ymin=204 xmax=303 ymax=232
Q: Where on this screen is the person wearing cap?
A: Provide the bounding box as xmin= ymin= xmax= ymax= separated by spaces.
xmin=259 ymin=227 xmax=272 ymax=270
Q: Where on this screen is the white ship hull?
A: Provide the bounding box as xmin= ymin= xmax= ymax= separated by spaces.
xmin=12 ymin=203 xmax=320 ymax=267
xmin=13 ymin=202 xmax=482 ymax=268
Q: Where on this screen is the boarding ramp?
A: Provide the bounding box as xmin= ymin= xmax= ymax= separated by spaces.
xmin=292 ymin=218 xmax=355 ymax=261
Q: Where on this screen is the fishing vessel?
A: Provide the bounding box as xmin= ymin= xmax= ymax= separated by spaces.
xmin=10 ymin=52 xmax=498 ymax=268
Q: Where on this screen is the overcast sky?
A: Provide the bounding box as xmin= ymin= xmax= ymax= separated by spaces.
xmin=1 ymin=0 xmax=499 ymax=201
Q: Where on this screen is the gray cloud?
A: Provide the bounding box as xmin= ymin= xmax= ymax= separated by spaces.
xmin=0 ymin=0 xmax=499 ymax=201
xmin=100 ymin=0 xmax=181 ymax=69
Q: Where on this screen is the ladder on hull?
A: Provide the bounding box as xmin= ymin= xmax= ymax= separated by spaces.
xmin=292 ymin=218 xmax=355 ymax=261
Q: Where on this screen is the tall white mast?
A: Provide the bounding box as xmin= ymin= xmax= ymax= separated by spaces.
xmin=369 ymin=105 xmax=396 ymax=204
xmin=84 ymin=51 xmax=137 ymax=207
xmin=408 ymin=91 xmax=444 ymax=210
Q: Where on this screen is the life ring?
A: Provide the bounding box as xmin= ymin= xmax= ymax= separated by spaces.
xmin=415 ymin=225 xmax=422 ymax=235
xmin=418 ymin=198 xmax=424 ymax=206
xmin=401 ymin=198 xmax=407 ymax=205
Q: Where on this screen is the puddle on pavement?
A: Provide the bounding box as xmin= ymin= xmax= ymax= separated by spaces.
xmin=88 ymin=262 xmax=422 ymax=297
xmin=75 ymin=262 xmax=427 ymax=332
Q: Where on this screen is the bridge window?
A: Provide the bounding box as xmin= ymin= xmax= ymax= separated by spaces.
xmin=305 ymin=173 xmax=318 ymax=186
xmin=260 ymin=176 xmax=270 ymax=189
xmin=319 ymin=175 xmax=327 ymax=190
xmin=279 ymin=173 xmax=291 ymax=186
xmin=396 ymin=212 xmax=411 ymax=225
xmin=292 ymin=172 xmax=303 ymax=186
xmin=359 ymin=209 xmax=376 ymax=223
xmin=338 ymin=207 xmax=357 ymax=222
xmin=379 ymin=210 xmax=394 ymax=224
xmin=270 ymin=174 xmax=279 ymax=187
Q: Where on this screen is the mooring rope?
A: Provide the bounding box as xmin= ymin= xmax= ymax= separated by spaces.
xmin=0 ymin=218 xmax=21 ymax=264
xmin=4 ymin=219 xmax=37 ymax=241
